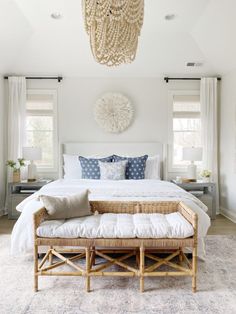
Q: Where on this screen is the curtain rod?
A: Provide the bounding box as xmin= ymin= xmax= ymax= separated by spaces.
xmin=164 ymin=77 xmax=221 ymax=83
xmin=4 ymin=76 xmax=63 ymax=83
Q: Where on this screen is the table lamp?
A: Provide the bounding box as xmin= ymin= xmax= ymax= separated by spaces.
xmin=182 ymin=147 xmax=202 ymax=181
xmin=23 ymin=147 xmax=42 ymax=182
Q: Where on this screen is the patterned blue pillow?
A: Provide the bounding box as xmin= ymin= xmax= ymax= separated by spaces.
xmin=79 ymin=156 xmax=113 ymax=179
xmin=112 ymin=155 xmax=148 ymax=180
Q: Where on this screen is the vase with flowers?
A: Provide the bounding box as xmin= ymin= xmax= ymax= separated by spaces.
xmin=6 ymin=158 xmax=26 ymax=183
xmin=200 ymin=169 xmax=211 ymax=183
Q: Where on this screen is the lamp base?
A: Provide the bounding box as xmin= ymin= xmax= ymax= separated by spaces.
xmin=187 ymin=163 xmax=197 ymax=181
xmin=27 ymin=161 xmax=37 ymax=182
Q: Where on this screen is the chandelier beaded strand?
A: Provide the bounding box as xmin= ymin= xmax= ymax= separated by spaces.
xmin=82 ymin=0 xmax=144 ymax=66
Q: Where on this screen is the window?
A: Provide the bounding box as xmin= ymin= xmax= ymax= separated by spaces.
xmin=26 ymin=90 xmax=58 ymax=172
xmin=168 ymin=91 xmax=202 ymax=171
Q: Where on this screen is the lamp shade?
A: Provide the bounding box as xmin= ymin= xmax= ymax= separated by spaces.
xmin=182 ymin=147 xmax=202 ymax=162
xmin=23 ymin=147 xmax=42 ymax=161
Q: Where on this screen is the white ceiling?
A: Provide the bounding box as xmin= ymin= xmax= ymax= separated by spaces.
xmin=0 ymin=0 xmax=236 ymax=77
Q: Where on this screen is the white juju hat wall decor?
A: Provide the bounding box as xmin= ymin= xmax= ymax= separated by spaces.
xmin=82 ymin=0 xmax=144 ymax=66
xmin=94 ymin=93 xmax=134 ymax=133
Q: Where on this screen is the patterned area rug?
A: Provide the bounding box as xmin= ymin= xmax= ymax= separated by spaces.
xmin=0 ymin=235 xmax=236 ymax=314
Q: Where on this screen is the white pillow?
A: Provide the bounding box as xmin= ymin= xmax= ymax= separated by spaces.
xmin=63 ymin=154 xmax=112 ymax=179
xmin=63 ymin=154 xmax=161 ymax=180
xmin=145 ymin=155 xmax=161 ymax=180
xmin=63 ymin=154 xmax=82 ymax=179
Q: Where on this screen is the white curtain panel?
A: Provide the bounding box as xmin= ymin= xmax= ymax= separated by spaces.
xmin=4 ymin=77 xmax=26 ymax=213
xmin=200 ymin=77 xmax=219 ymax=212
xmin=8 ymin=76 xmax=26 ymax=160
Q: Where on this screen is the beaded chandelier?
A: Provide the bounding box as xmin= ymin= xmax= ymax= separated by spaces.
xmin=82 ymin=0 xmax=144 ymax=66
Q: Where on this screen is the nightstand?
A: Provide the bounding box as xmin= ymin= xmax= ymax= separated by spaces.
xmin=7 ymin=180 xmax=52 ymax=219
xmin=171 ymin=180 xmax=216 ymax=219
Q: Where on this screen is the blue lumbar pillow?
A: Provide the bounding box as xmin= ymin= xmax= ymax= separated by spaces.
xmin=112 ymin=155 xmax=148 ymax=179
xmin=79 ymin=156 xmax=113 ymax=179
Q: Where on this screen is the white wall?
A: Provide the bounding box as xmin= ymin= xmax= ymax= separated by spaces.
xmin=0 ymin=77 xmax=6 ymax=214
xmin=27 ymin=78 xmax=168 ymax=144
xmin=26 ymin=77 xmax=200 ymax=177
xmin=5 ymin=75 xmax=236 ymax=219
xmin=220 ymin=69 xmax=236 ymax=222
xmin=0 ymin=76 xmax=200 ymax=209
xmin=59 ymin=78 xmax=167 ymax=143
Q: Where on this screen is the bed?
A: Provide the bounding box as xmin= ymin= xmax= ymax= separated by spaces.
xmin=11 ymin=142 xmax=211 ymax=256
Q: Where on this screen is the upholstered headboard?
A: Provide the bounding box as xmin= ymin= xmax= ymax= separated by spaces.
xmin=60 ymin=142 xmax=166 ymax=179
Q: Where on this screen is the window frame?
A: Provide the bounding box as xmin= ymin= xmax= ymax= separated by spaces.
xmin=167 ymin=90 xmax=201 ymax=173
xmin=26 ymin=89 xmax=58 ymax=173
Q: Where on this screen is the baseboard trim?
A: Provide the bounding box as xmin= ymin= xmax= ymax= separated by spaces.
xmin=0 ymin=208 xmax=6 ymax=217
xmin=220 ymin=207 xmax=236 ymax=223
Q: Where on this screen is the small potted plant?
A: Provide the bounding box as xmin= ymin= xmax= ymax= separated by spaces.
xmin=6 ymin=158 xmax=26 ymax=183
xmin=200 ymin=169 xmax=211 ymax=183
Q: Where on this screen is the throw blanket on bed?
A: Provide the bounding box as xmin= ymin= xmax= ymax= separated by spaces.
xmin=11 ymin=180 xmax=211 ymax=255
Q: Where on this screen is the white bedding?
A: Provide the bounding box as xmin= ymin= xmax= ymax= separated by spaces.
xmin=11 ymin=179 xmax=211 ymax=255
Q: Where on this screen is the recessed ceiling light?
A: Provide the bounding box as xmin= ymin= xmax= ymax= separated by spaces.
xmin=186 ymin=62 xmax=203 ymax=67
xmin=165 ymin=14 xmax=176 ymax=21
xmin=51 ymin=12 xmax=62 ymax=20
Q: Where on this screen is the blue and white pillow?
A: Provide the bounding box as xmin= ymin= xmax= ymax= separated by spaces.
xmin=99 ymin=160 xmax=127 ymax=180
xmin=79 ymin=156 xmax=113 ymax=179
xmin=112 ymin=155 xmax=148 ymax=180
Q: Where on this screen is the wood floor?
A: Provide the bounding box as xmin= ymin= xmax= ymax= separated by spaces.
xmin=0 ymin=216 xmax=15 ymax=234
xmin=0 ymin=214 xmax=236 ymax=235
xmin=207 ymin=214 xmax=236 ymax=235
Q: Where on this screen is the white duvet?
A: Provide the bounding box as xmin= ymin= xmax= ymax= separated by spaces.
xmin=11 ymin=179 xmax=211 ymax=255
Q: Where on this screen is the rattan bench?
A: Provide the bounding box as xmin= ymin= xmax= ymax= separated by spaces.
xmin=33 ymin=201 xmax=198 ymax=293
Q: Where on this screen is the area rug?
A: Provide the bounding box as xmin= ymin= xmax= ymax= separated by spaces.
xmin=0 ymin=235 xmax=236 ymax=314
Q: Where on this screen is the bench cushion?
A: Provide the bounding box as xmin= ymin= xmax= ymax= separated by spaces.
xmin=37 ymin=212 xmax=194 ymax=239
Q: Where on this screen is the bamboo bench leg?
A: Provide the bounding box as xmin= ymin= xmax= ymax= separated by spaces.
xmin=140 ymin=246 xmax=145 ymax=293
xmin=49 ymin=246 xmax=53 ymax=265
xmin=192 ymin=245 xmax=197 ymax=293
xmin=85 ymin=247 xmax=90 ymax=292
xmin=136 ymin=249 xmax=140 ymax=267
xmin=34 ymin=244 xmax=38 ymax=292
xmin=179 ymin=247 xmax=183 ymax=263
xmin=91 ymin=246 xmax=96 ymax=266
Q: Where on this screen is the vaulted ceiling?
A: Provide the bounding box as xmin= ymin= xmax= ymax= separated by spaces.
xmin=0 ymin=0 xmax=236 ymax=77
